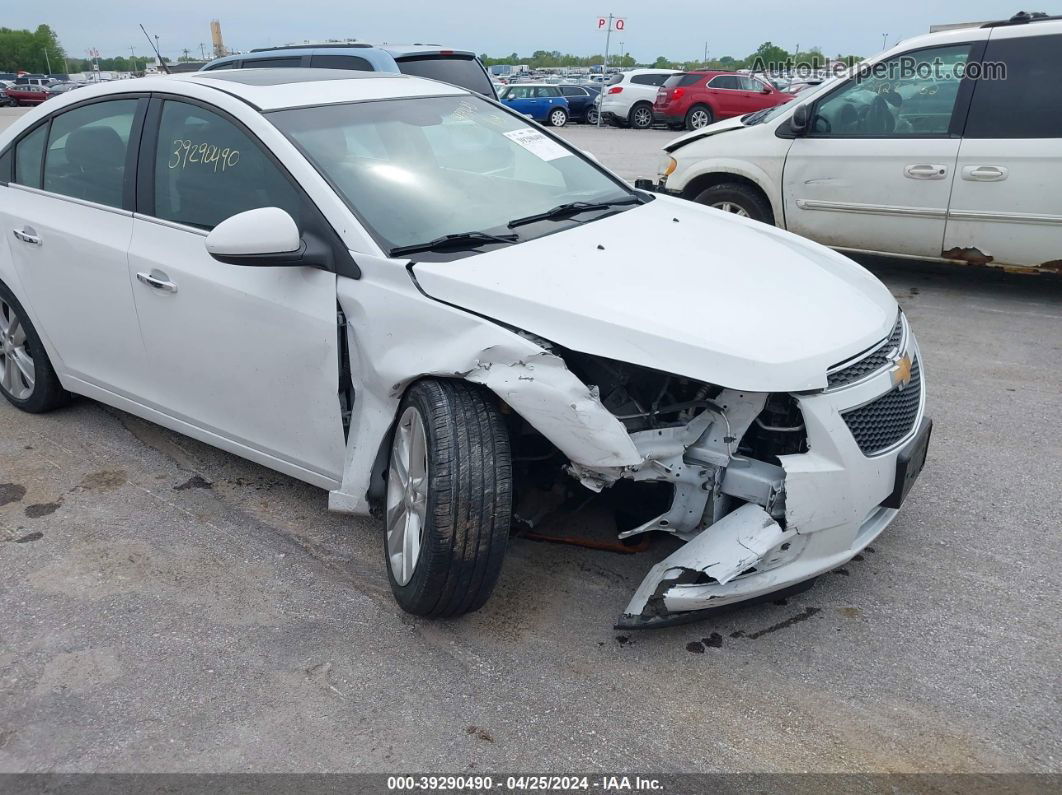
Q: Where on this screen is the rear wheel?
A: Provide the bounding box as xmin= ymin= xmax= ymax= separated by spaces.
xmin=0 ymin=281 xmax=70 ymax=413
xmin=685 ymin=104 xmax=714 ymax=130
xmin=692 ymin=182 xmax=775 ymax=225
xmin=385 ymin=379 xmax=511 ymax=618
xmin=547 ymin=107 xmax=568 ymax=127
xmin=628 ymin=103 xmax=654 ymax=129
xmin=585 ymin=107 xmax=599 ymax=125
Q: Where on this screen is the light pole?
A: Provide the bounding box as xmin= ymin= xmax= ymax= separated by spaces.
xmin=882 ymin=33 xmax=888 ymax=50
xmin=43 ymin=48 xmax=52 ymax=75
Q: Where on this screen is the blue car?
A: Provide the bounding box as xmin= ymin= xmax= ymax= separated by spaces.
xmin=498 ymin=84 xmax=570 ymax=127
xmin=559 ymin=84 xmax=602 ymax=123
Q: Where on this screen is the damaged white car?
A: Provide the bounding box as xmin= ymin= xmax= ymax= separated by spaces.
xmin=0 ymin=69 xmax=931 ymax=627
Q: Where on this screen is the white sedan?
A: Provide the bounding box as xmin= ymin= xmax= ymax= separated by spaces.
xmin=0 ymin=69 xmax=931 ymax=627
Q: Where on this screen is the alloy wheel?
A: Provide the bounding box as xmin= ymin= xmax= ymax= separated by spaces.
xmin=549 ymin=109 xmax=566 ymax=127
xmin=0 ymin=298 xmax=34 ymax=400
xmin=386 ymin=406 xmax=429 ymax=586
xmin=690 ymin=109 xmax=710 ymax=128
xmin=711 ymin=201 xmax=750 ymax=217
xmin=632 ymin=107 xmax=653 ymax=128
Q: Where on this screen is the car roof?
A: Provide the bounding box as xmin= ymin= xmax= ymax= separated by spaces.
xmin=203 ymin=46 xmax=400 ymax=73
xmin=36 ymin=69 xmax=469 ymax=112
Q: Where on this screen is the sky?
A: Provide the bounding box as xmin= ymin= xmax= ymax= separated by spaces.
xmin=8 ymin=0 xmax=1050 ymax=63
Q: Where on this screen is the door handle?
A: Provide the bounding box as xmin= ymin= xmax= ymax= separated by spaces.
xmin=903 ymin=164 xmax=948 ymax=180
xmin=136 ymin=271 xmax=179 ymax=293
xmin=12 ymin=226 xmax=41 ymax=245
xmin=962 ymin=165 xmax=1008 ymax=182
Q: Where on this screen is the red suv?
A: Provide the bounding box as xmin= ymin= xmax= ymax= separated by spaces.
xmin=653 ymin=71 xmax=791 ymax=130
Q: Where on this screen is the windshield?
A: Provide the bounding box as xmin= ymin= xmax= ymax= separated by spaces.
xmin=270 ymin=94 xmax=635 ymax=255
xmin=742 ymin=75 xmax=839 ymax=125
xmin=395 ymin=55 xmax=496 ymax=98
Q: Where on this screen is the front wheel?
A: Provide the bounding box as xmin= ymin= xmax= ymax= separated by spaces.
xmin=385 ymin=379 xmax=512 ymax=618
xmin=0 ymin=281 xmax=70 ymax=413
xmin=547 ymin=107 xmax=568 ymax=127
xmin=692 ymin=183 xmax=775 ymax=225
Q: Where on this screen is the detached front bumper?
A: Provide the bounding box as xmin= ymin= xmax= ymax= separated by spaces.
xmin=618 ymin=335 xmax=929 ymax=628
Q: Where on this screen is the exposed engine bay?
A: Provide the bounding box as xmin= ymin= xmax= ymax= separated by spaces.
xmin=500 ymin=343 xmax=812 ymax=628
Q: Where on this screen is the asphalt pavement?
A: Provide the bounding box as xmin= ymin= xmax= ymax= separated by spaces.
xmin=0 ymin=109 xmax=1059 ymax=774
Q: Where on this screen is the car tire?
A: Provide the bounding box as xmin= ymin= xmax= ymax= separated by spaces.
xmin=628 ymin=103 xmax=654 ymax=129
xmin=547 ymin=107 xmax=568 ymax=127
xmin=385 ymin=379 xmax=512 ymax=618
xmin=692 ymin=183 xmax=775 ymax=225
xmin=586 ymin=107 xmax=599 ymax=125
xmin=685 ymin=104 xmax=714 ymax=130
xmin=0 ymin=281 xmax=71 ymax=413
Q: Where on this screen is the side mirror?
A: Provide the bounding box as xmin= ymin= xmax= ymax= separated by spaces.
xmin=761 ymin=85 xmax=772 ymax=94
xmin=789 ymin=103 xmax=811 ymax=136
xmin=205 ymin=207 xmax=326 ymax=268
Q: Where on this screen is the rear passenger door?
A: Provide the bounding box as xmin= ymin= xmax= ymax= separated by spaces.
xmin=943 ymin=27 xmax=1062 ymax=270
xmin=126 ymin=97 xmax=345 ymax=485
xmin=0 ymin=97 xmax=152 ymax=397
xmin=706 ymin=75 xmax=743 ymax=117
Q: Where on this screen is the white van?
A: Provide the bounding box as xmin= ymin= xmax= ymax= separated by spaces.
xmin=654 ymin=12 xmax=1062 ymax=273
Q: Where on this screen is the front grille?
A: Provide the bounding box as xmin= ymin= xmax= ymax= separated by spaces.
xmin=827 ymin=313 xmax=904 ymax=389
xmin=842 ymin=357 xmax=921 ymax=455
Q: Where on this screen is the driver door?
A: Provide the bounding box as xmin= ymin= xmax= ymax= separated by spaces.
xmin=782 ymin=42 xmax=979 ymax=256
xmin=127 ymin=98 xmax=346 ymax=487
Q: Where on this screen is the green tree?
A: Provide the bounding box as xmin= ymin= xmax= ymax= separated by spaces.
xmin=652 ymin=55 xmax=672 ymax=69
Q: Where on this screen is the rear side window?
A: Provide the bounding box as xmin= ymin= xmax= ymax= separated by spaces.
xmin=310 ymin=54 xmax=374 ymax=72
xmin=963 ymin=34 xmax=1061 ymax=139
xmin=664 ymin=73 xmax=702 ymax=88
xmin=43 ymin=100 xmax=138 ymax=208
xmin=14 ymin=124 xmax=48 ymax=188
xmin=709 ymin=75 xmax=741 ymax=89
xmin=396 ymin=55 xmax=494 ymax=96
xmin=560 ymin=86 xmax=587 ymax=97
xmin=631 ymin=74 xmax=668 ymax=86
xmin=204 ymin=61 xmax=237 ymax=70
xmin=243 ymin=57 xmax=302 ymax=69
xmin=153 ymin=100 xmax=303 ymax=230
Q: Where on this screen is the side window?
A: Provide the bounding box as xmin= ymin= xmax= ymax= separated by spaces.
xmin=742 ymin=77 xmax=768 ymax=91
xmin=243 ymin=57 xmax=302 ymax=69
xmin=43 ymin=100 xmax=138 ymax=207
xmin=153 ymin=100 xmax=303 ymax=230
xmin=0 ymin=147 xmax=11 ymax=182
xmin=964 ymin=34 xmax=1061 ymax=139
xmin=631 ymin=74 xmax=667 ymax=86
xmin=709 ymin=76 xmax=740 ymax=90
xmin=310 ymin=54 xmax=373 ymax=72
xmin=204 ymin=61 xmax=237 ymax=70
xmin=812 ymin=44 xmax=971 ymax=137
xmin=13 ymin=124 xmax=48 ymax=189
xmin=506 ymin=86 xmax=532 ymax=99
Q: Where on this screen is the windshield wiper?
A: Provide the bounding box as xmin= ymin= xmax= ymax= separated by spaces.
xmin=506 ymin=196 xmax=641 ymax=229
xmin=389 ymin=231 xmax=518 ymax=257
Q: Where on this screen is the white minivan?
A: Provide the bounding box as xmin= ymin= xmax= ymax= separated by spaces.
xmin=655 ymin=12 xmax=1062 ymax=273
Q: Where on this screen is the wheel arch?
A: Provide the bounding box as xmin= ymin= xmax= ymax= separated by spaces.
xmin=678 ymin=166 xmax=782 ymax=226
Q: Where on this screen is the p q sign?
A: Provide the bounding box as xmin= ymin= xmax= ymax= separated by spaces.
xmin=596 ymin=16 xmax=627 ymax=31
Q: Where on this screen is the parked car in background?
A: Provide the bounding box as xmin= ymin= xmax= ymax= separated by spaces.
xmin=653 ymin=12 xmax=1062 ymax=273
xmin=498 ymin=84 xmax=570 ymax=126
xmin=599 ymin=68 xmax=678 ymax=129
xmin=4 ymin=84 xmax=50 ymax=106
xmin=653 ymin=71 xmax=791 ymax=130
xmin=201 ymin=43 xmax=497 ymax=99
xmin=787 ymin=77 xmax=826 ymax=95
xmin=558 ymin=83 xmax=601 ymax=123
xmin=45 ymin=82 xmax=81 ymax=98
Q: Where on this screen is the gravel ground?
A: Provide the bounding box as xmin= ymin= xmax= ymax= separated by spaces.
xmin=0 ymin=107 xmax=1060 ymax=774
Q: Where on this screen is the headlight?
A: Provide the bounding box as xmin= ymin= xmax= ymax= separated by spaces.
xmin=657 ymin=155 xmax=677 ymax=178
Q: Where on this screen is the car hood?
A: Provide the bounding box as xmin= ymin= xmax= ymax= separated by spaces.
xmin=411 ymin=195 xmax=897 ymax=392
xmin=663 ymin=115 xmax=747 ymax=152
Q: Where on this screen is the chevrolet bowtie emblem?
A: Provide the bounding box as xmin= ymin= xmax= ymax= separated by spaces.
xmin=890 ymin=353 xmax=913 ymax=390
